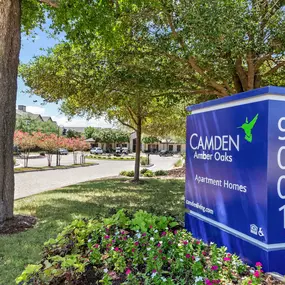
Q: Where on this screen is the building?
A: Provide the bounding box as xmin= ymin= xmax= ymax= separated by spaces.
xmin=130 ymin=132 xmax=185 ymax=153
xmin=16 ymin=105 xmax=56 ymax=124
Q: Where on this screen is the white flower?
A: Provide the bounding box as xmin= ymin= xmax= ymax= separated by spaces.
xmin=154 ymin=230 xmax=158 ymax=233
xmin=103 ymin=268 xmax=108 ymax=273
xmin=161 ymin=277 xmax=167 ymax=282
xmin=250 ymin=269 xmax=255 ymax=274
xmin=150 ymin=237 xmax=154 ymax=241
xmin=147 ymin=248 xmax=151 ymax=251
xmin=195 ymin=257 xmax=200 ymax=262
xmin=180 ymin=259 xmax=183 ymax=262
xmin=88 ymin=239 xmax=92 ymax=242
xmin=143 ymin=257 xmax=147 ymax=261
xmin=165 ymin=227 xmax=169 ymax=230
xmin=136 ymin=233 xmax=142 ymax=239
xmin=178 ymin=243 xmax=182 ymax=247
xmin=159 ymin=241 xmax=163 ymax=244
xmin=151 ymin=272 xmax=157 ymax=278
xmin=194 ymin=276 xmax=203 ymax=284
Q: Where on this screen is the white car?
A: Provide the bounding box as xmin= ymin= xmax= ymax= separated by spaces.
xmin=90 ymin=147 xmax=103 ymax=154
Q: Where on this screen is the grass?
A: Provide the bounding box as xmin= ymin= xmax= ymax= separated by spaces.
xmin=0 ymin=178 xmax=184 ymax=285
xmin=14 ymin=162 xmax=97 ymax=173
xmin=174 ymin=158 xmax=184 ymax=167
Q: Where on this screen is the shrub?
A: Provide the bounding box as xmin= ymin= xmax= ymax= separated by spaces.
xmin=140 ymin=156 xmax=150 ymax=166
xmin=16 ymin=210 xmax=264 ymax=285
xmin=140 ymin=168 xmax=148 ymax=174
xmin=174 ymin=159 xmax=183 ymax=167
xmin=143 ymin=170 xmax=154 ymax=177
xmin=154 ymin=170 xmax=168 ymax=176
xmin=120 ymin=170 xmax=134 ymax=177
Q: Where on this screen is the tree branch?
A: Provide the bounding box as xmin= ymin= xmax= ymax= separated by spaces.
xmin=235 ymin=58 xmax=248 ymax=91
xmin=126 ymin=106 xmax=138 ymax=126
xmin=263 ymin=61 xmax=285 ymax=76
xmin=247 ymin=52 xmax=255 ymax=90
xmin=117 ymin=119 xmax=137 ymax=131
xmin=38 ymin=0 xmax=59 ymax=8
xmin=165 ymin=9 xmax=228 ymax=97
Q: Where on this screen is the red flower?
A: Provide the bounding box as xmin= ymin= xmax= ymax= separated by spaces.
xmin=125 ymin=268 xmax=131 ymax=275
xmin=185 ymin=254 xmax=191 ymax=259
xmin=104 ymin=235 xmax=110 ymax=239
xmin=132 ymin=248 xmax=135 ymax=252
xmin=183 ymin=240 xmax=188 ymax=245
xmin=254 ymin=270 xmax=260 ymax=278
xmin=149 ymin=225 xmax=153 ymax=229
xmin=134 ymin=241 xmax=139 ymax=246
xmin=161 ymin=231 xmax=167 ymax=236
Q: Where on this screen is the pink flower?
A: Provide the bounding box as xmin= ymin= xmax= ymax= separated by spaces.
xmin=185 ymin=254 xmax=191 ymax=259
xmin=196 ymin=241 xmax=200 ymax=245
xmin=149 ymin=225 xmax=153 ymax=229
xmin=248 ymin=281 xmax=252 ymax=284
xmin=161 ymin=231 xmax=167 ymax=236
xmin=211 ymin=265 xmax=218 ymax=271
xmin=254 ymin=270 xmax=260 ymax=278
xmin=134 ymin=241 xmax=139 ymax=246
xmin=159 ymin=250 xmax=163 ymax=253
xmin=125 ymin=268 xmax=131 ymax=275
xmin=174 ymin=230 xmax=178 ymax=235
xmin=132 ymin=248 xmax=135 ymax=252
xmin=157 ymin=243 xmax=161 ymax=247
xmin=142 ymin=233 xmax=147 ymax=237
xmin=223 ymin=257 xmax=231 ymax=261
xmin=152 ymin=269 xmax=157 ymax=273
xmin=104 ymin=235 xmax=110 ymax=239
xmin=94 ymin=244 xmax=99 ymax=248
xmin=205 ymin=279 xmax=213 ymax=285
xmin=255 ymin=262 xmax=262 ymax=267
xmin=114 ymin=247 xmax=119 ymax=252
xmin=183 ymin=240 xmax=188 ymax=245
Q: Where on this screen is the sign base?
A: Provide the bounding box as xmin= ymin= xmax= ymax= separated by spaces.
xmin=185 ymin=212 xmax=285 ymax=274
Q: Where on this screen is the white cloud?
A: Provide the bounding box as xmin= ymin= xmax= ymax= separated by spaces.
xmin=26 ymin=106 xmax=46 ymax=115
xmin=52 ymin=115 xmax=114 ymax=128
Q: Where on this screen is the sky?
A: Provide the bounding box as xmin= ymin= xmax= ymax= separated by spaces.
xmin=17 ymin=26 xmax=113 ymax=128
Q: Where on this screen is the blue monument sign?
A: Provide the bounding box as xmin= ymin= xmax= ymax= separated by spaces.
xmin=185 ymin=86 xmax=285 ymax=273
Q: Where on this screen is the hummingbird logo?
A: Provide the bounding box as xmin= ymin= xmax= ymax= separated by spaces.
xmin=238 ymin=114 xmax=259 ymax=143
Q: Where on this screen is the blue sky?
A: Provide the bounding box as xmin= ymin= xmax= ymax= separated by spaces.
xmin=18 ymin=27 xmax=112 ymax=128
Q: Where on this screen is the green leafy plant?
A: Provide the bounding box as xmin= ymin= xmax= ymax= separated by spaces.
xmin=140 ymin=156 xmax=150 ymax=166
xmin=154 ymin=170 xmax=168 ymax=176
xmin=17 ymin=210 xmax=265 ymax=285
xmin=140 ymin=168 xmax=148 ymax=175
xmin=119 ymin=170 xmax=135 ymax=177
xmin=143 ymin=170 xmax=154 ymax=177
xmin=174 ymin=159 xmax=183 ymax=168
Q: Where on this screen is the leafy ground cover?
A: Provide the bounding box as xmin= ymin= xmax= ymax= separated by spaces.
xmin=0 ymin=178 xmax=184 ymax=284
xmin=16 ymin=210 xmax=267 ymax=285
xmin=120 ymin=169 xmax=168 ymax=177
xmin=14 ymin=163 xmax=97 ymax=173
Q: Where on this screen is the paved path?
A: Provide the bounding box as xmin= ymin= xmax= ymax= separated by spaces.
xmin=15 ymin=155 xmax=179 ymax=199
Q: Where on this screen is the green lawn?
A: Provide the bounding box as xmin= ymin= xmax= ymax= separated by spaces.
xmin=0 ymin=178 xmax=184 ymax=285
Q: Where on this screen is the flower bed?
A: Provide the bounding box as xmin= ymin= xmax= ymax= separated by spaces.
xmin=16 ymin=210 xmax=273 ymax=285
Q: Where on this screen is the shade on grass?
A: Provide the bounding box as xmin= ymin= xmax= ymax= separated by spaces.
xmin=0 ymin=178 xmax=184 ymax=285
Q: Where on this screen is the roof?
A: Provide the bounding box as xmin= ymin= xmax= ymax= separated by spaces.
xmin=186 ymin=86 xmax=285 ymax=112
xmin=65 ymin=127 xmax=85 ymax=133
xmin=85 ymin=138 xmax=95 ymax=142
xmin=16 ymin=110 xmax=44 ymax=121
xmin=42 ymin=116 xmax=54 ymax=122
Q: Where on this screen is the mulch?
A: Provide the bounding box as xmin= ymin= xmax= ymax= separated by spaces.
xmin=0 ymin=215 xmax=37 ymax=235
xmin=167 ymin=166 xmax=185 ymax=178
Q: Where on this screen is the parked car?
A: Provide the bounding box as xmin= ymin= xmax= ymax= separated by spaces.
xmin=58 ymin=148 xmax=69 ymax=155
xmin=159 ymin=150 xmax=174 ymax=157
xmin=90 ymin=147 xmax=103 ymax=154
xmin=121 ymin=147 xmax=129 ymax=154
xmin=115 ymin=147 xmax=121 ymax=153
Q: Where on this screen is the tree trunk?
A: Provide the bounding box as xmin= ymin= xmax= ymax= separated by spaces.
xmin=0 ymin=1 xmax=21 ymax=223
xmin=133 ymin=117 xmax=142 ymax=182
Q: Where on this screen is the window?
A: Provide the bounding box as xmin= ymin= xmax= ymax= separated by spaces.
xmin=177 ymin=145 xmax=181 ymax=152
xmin=169 ymin=145 xmax=173 ymax=151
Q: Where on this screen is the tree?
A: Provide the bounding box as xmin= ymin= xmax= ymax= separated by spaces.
xmin=16 ymin=115 xmax=58 ymax=134
xmin=66 ymin=129 xmax=81 ymax=138
xmin=14 ymin=131 xmax=37 ymax=168
xmin=20 ymin=41 xmax=184 ymax=181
